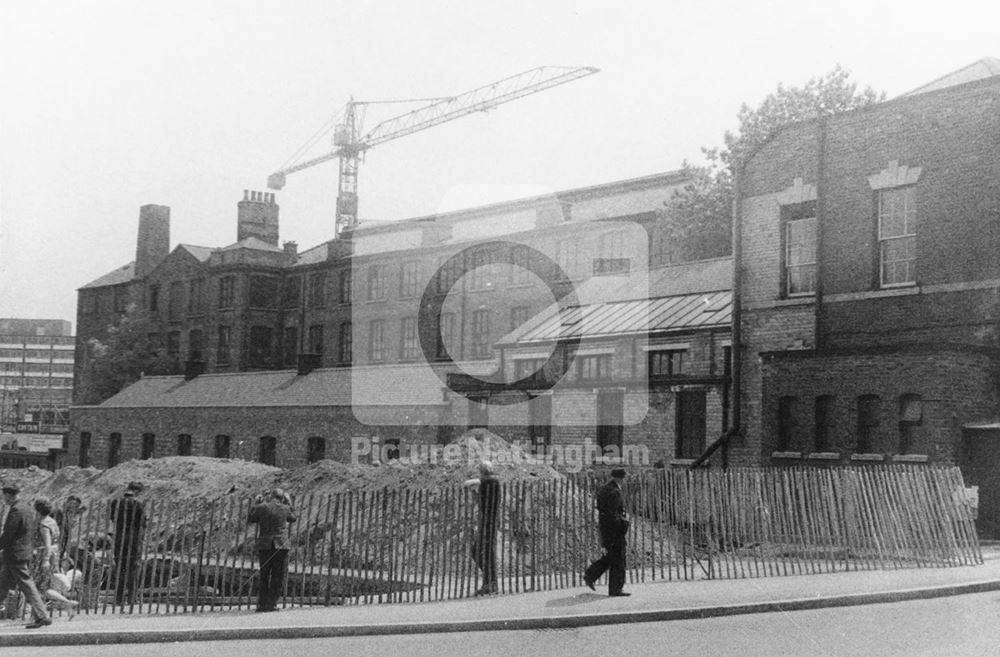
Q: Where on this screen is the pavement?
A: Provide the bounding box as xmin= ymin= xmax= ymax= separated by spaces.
xmin=3 ymin=547 xmax=1000 ymax=647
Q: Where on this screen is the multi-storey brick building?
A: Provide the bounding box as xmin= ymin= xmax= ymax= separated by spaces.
xmin=72 ymin=172 xmax=737 ymax=469
xmin=732 ymin=59 xmax=1000 ymax=533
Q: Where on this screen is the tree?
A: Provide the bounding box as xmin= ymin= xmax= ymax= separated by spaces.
xmin=76 ymin=304 xmax=178 ymax=405
xmin=661 ymin=66 xmax=885 ymax=261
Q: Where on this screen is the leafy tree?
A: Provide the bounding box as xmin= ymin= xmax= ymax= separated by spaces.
xmin=661 ymin=66 xmax=885 ymax=261
xmin=76 ymin=304 xmax=178 ymax=405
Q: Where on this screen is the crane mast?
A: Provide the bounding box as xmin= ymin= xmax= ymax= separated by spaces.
xmin=267 ymin=65 xmax=599 ymax=237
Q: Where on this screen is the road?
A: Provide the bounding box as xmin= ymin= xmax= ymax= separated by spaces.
xmin=18 ymin=591 xmax=1000 ymax=657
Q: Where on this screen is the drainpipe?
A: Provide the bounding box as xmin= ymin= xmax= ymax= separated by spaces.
xmin=815 ymin=114 xmax=828 ymax=351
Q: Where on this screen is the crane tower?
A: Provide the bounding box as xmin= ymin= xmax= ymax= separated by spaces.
xmin=267 ymin=66 xmax=599 ymax=237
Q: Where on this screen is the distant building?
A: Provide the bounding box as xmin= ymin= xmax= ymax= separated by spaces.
xmin=0 ymin=318 xmax=74 ymax=436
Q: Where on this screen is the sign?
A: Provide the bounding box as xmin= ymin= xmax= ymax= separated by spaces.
xmin=15 ymin=422 xmax=39 ymax=433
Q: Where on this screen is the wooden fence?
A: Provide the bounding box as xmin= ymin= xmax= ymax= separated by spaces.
xmin=6 ymin=465 xmax=981 ymax=616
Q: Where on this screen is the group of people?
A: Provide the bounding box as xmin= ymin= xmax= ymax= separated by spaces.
xmin=0 ymin=466 xmax=631 ymax=629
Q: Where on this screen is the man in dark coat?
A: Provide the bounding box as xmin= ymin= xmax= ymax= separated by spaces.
xmin=109 ymin=481 xmax=146 ymax=606
xmin=465 ymin=461 xmax=501 ymax=595
xmin=584 ymin=469 xmax=631 ymax=596
xmin=247 ymin=488 xmax=296 ymax=612
xmin=0 ymin=485 xmax=52 ymax=627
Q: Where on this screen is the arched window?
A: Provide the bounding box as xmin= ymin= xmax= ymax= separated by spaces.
xmin=856 ymin=395 xmax=881 ymax=453
xmin=898 ymin=394 xmax=923 ymax=454
xmin=258 ymin=436 xmax=277 ymax=466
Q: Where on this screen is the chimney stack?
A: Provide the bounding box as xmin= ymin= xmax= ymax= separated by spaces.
xmin=237 ymin=190 xmax=280 ymax=246
xmin=283 ymin=241 xmax=298 ymax=258
xmin=135 ymin=204 xmax=170 ymax=278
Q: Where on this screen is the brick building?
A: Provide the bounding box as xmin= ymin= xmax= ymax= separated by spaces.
xmin=71 ymin=172 xmax=728 ymax=468
xmin=731 ymin=59 xmax=1000 ymax=532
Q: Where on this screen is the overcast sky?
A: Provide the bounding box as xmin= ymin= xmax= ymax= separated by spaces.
xmin=0 ymin=0 xmax=996 ymax=327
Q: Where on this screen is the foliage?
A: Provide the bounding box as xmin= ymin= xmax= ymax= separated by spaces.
xmin=76 ymin=304 xmax=177 ymax=405
xmin=661 ymin=66 xmax=885 ymax=261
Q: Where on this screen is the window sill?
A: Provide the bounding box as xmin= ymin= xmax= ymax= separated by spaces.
xmin=669 ymin=459 xmax=698 ymax=467
xmin=806 ymin=452 xmax=841 ymax=461
xmin=771 ymin=296 xmax=815 ymax=307
xmin=825 ymin=286 xmax=919 ymax=304
xmin=771 ymin=451 xmax=802 ymax=459
xmin=892 ymin=454 xmax=929 ymax=463
xmin=849 ymin=453 xmax=885 ymax=462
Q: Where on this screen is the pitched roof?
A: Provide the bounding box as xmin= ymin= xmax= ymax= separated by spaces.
xmin=899 ymin=57 xmax=1000 ymax=97
xmin=217 ymin=237 xmax=284 ymax=252
xmin=95 ymin=361 xmax=498 ymax=409
xmin=79 ymin=262 xmax=135 ymax=289
xmin=178 ymin=244 xmax=215 ymax=262
xmin=295 ymin=242 xmax=330 ymax=266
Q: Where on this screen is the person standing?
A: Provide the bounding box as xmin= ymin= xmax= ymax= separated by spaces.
xmin=247 ymin=488 xmax=296 ymax=612
xmin=0 ymin=485 xmax=52 ymax=628
xmin=464 ymin=461 xmax=501 ymax=595
xmin=54 ymin=495 xmax=85 ymax=561
xmin=109 ymin=481 xmax=146 ymax=607
xmin=584 ymin=468 xmax=631 ymax=597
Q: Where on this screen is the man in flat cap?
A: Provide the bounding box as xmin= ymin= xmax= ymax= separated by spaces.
xmin=0 ymin=485 xmax=52 ymax=627
xmin=109 ymin=481 xmax=146 ymax=607
xmin=584 ymin=469 xmax=631 ymax=597
xmin=248 ymin=488 xmax=296 ymax=612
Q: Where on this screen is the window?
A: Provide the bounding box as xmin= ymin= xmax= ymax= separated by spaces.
xmin=188 ymin=279 xmax=205 ymax=314
xmin=578 ymin=354 xmax=611 ymax=381
xmin=368 ymin=319 xmax=385 ymax=361
xmin=177 ymin=434 xmax=192 ymax=456
xmin=555 ymin=240 xmax=584 ymax=279
xmin=676 ymin=390 xmax=707 ymax=460
xmin=436 ymin=313 xmax=455 ymax=360
xmin=282 ymin=276 xmax=301 ymax=308
xmin=898 ymin=394 xmax=922 ymax=454
xmin=468 ymin=397 xmax=488 ymax=429
xmin=108 ymin=433 xmax=122 ymax=468
xmin=514 ymin=357 xmax=547 ymax=380
xmin=166 ymin=331 xmax=181 ymax=358
xmin=79 ymin=432 xmax=91 ymax=468
xmin=856 ymin=395 xmax=880 ymax=453
xmin=594 ymin=230 xmax=630 ymax=275
xmin=338 ymin=322 xmax=352 ymax=364
xmin=399 ymin=261 xmax=420 ymax=298
xmin=510 ymin=306 xmax=530 ymax=331
xmin=149 ymin=284 xmax=160 ymax=312
xmin=308 ymin=324 xmax=324 ymax=355
xmin=249 ymin=276 xmax=278 ymax=308
xmin=782 ymin=201 xmax=817 ymax=296
xmin=258 ymin=436 xmax=277 ymax=466
xmin=188 ymin=329 xmax=204 ymax=361
xmin=168 ymin=281 xmax=184 ymax=320
xmin=249 ymin=325 xmax=274 ymax=366
xmin=878 ymin=186 xmax=916 ymax=286
xmin=436 ymin=256 xmax=461 ymax=294
xmin=218 ymin=276 xmax=235 ymax=309
xmin=367 ymin=265 xmax=386 ymax=301
xmin=141 ymin=433 xmax=156 ymax=460
xmin=777 ymin=396 xmax=798 ymax=451
xmin=400 ymin=317 xmax=418 ymax=361
xmin=307 ymin=437 xmax=326 ymax=463
xmin=471 ymin=309 xmax=491 ymax=359
xmin=649 ymin=350 xmax=684 ymax=377
xmin=469 ymin=249 xmax=494 ymax=291
xmin=338 ymin=270 xmax=353 ymax=304
xmin=308 ymin=271 xmax=326 ymax=308
xmin=529 ymin=395 xmax=552 ymax=452
xmin=282 ymin=326 xmax=299 ymax=366
xmin=214 ymin=435 xmax=231 ymax=459
xmin=509 ymin=246 xmax=532 ymax=286
xmin=814 ymin=395 xmax=836 ymax=452
xmin=597 ymin=390 xmax=624 ymax=457
xmin=217 ymin=326 xmax=232 ymax=365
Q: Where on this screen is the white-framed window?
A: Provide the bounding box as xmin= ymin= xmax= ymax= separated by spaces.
xmin=400 ymin=316 xmax=418 ymax=361
xmin=786 ymin=217 xmax=817 ymax=295
xmin=367 ymin=265 xmax=387 ymax=300
xmin=878 ymin=186 xmax=916 ymax=287
xmin=368 ymin=319 xmax=385 ymax=361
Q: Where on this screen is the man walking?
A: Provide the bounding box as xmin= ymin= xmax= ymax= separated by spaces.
xmin=109 ymin=481 xmax=146 ymax=607
xmin=248 ymin=488 xmax=296 ymax=612
xmin=0 ymin=485 xmax=52 ymax=628
xmin=464 ymin=461 xmax=501 ymax=595
xmin=584 ymin=468 xmax=631 ymax=597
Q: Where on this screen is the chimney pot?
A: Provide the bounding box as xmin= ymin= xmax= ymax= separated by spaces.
xmin=243 ymin=190 xmax=249 ymax=201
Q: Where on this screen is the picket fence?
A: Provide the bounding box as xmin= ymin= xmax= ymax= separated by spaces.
xmin=7 ymin=464 xmax=981 ymax=616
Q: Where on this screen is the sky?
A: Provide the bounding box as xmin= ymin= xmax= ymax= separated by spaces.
xmin=0 ymin=0 xmax=997 ymax=327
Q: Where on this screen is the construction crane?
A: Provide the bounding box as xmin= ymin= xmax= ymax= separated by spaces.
xmin=267 ymin=66 xmax=599 ymax=237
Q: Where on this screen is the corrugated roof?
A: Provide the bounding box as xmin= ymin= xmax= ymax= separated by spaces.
xmin=899 ymin=57 xmax=1000 ymax=97
xmin=505 ymin=290 xmax=731 ymax=345
xmin=79 ymin=262 xmax=135 ymax=289
xmin=96 ymin=361 xmax=498 ymax=409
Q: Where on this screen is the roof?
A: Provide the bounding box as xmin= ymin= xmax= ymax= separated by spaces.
xmin=899 ymin=57 xmax=1000 ymax=98
xmin=79 ymin=262 xmax=135 ymax=289
xmin=502 ymin=290 xmax=731 ymax=345
xmin=95 ymin=361 xmax=498 ymax=409
xmin=178 ymin=244 xmax=215 ymax=262
xmin=217 ymin=237 xmax=284 ymax=253
xmin=295 ymin=242 xmax=330 ymax=266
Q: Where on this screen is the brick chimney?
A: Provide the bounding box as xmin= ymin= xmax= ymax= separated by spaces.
xmin=237 ymin=190 xmax=280 ymax=246
xmin=283 ymin=241 xmax=298 ymax=258
xmin=135 ymin=204 xmax=170 ymax=278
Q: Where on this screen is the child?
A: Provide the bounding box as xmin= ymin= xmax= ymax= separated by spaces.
xmin=44 ymin=559 xmax=82 ymax=619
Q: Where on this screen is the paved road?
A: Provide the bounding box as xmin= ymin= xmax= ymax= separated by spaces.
xmin=20 ymin=591 xmax=1000 ymax=657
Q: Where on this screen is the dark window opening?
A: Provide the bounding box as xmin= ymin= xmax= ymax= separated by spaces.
xmin=856 ymin=395 xmax=880 ymax=453
xmin=307 ymin=437 xmax=326 ymax=463
xmin=108 ymin=433 xmax=122 ymax=468
xmin=676 ymin=390 xmax=707 ymax=460
xmin=214 ymin=435 xmax=231 ymax=459
xmin=258 ymin=436 xmax=277 ymax=466
xmin=814 ymin=395 xmax=836 ymax=452
xmin=141 ymin=433 xmax=155 ymax=460
xmin=79 ymin=432 xmax=91 ymax=468
xmin=177 ymin=434 xmax=192 ymax=456
xmin=777 ymin=396 xmax=798 ymax=451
